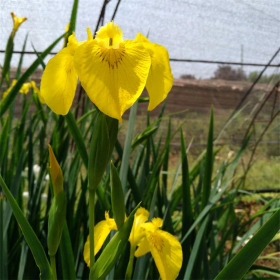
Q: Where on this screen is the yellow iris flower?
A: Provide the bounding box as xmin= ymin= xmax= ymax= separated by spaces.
xmin=83 ymin=207 xmax=182 ymax=280
xmin=2 ymin=80 xmax=45 ymax=104
xmin=11 ymin=12 xmax=27 ymax=33
xmin=40 ymin=21 xmax=173 ymax=120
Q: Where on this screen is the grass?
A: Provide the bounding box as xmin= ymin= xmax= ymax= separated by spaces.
xmin=1 ymin=2 xmax=279 ymax=279
xmin=118 ymin=111 xmax=279 ymax=191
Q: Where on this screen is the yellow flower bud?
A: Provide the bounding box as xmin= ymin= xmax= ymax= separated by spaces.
xmin=48 ymin=145 xmax=63 ymax=196
xmin=11 ymin=12 xmax=27 ymax=33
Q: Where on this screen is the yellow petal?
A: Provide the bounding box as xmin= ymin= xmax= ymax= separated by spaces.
xmin=31 ymin=81 xmax=45 ymax=104
xmin=11 ymin=12 xmax=27 ymax=32
xmin=146 ymin=230 xmax=183 ymax=280
xmin=48 ymin=145 xmax=63 ymax=196
xmin=87 ymin=27 xmax=93 ymax=41
xmin=135 ymin=33 xmax=173 ymax=111
xmin=19 ymin=82 xmax=31 ymax=94
xmin=40 ymin=46 xmax=78 ymax=115
xmin=83 ymin=212 xmax=117 ymax=267
xmin=2 ymin=90 xmax=9 ymax=100
xmin=140 ymin=217 xmax=163 ymax=234
xmin=2 ymin=80 xmax=17 ymax=100
xmin=134 ymin=236 xmax=150 ymax=257
xmin=74 ymin=39 xmax=151 ymax=120
xmin=151 ymin=218 xmax=163 ymax=229
xmin=129 ymin=207 xmax=149 ymax=246
xmin=96 ymin=22 xmax=123 ymax=49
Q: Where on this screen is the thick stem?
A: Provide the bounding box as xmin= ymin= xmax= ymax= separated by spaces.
xmin=89 ymin=190 xmax=96 ymax=269
xmin=125 ymin=245 xmax=135 ymax=280
xmin=50 ymin=255 xmax=57 ymax=280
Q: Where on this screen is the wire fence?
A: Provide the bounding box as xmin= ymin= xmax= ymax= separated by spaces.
xmin=1 ymin=49 xmax=279 ymax=68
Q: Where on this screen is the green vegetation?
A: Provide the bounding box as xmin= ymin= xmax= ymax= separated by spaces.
xmin=248 ymin=71 xmax=280 ymax=84
xmin=0 ymin=1 xmax=279 ymax=280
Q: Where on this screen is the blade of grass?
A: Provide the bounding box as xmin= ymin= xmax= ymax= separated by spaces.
xmin=120 ymin=101 xmax=138 ymax=192
xmin=183 ymin=216 xmax=209 ymax=280
xmin=181 ymin=134 xmax=251 ymax=244
xmin=67 ymin=0 xmax=79 ymax=44
xmin=3 ymin=152 xmax=24 ymax=236
xmin=214 ymin=208 xmax=280 ymax=280
xmin=65 ymin=111 xmax=88 ymax=166
xmin=201 ymin=107 xmax=214 ymax=208
xmin=0 ymin=33 xmax=66 ymax=117
xmin=0 ymin=175 xmax=52 ymax=280
xmin=180 ymin=128 xmax=193 ymax=274
xmin=59 ymin=224 xmax=76 ymax=280
xmin=15 ymin=34 xmax=29 ymax=79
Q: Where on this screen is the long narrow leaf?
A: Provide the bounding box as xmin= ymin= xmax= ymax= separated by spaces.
xmin=0 ymin=175 xmax=52 ymax=280
xmin=215 ymin=209 xmax=280 ymax=280
xmin=0 ymin=33 xmax=65 ymax=117
xmin=120 ymin=101 xmax=138 ymax=191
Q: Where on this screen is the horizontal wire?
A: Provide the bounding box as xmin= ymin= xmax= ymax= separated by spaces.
xmin=0 ymin=49 xmax=279 ymax=67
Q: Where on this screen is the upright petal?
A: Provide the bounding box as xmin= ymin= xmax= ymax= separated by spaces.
xmin=146 ymin=230 xmax=182 ymax=280
xmin=74 ymin=39 xmax=151 ymax=120
xmin=129 ymin=207 xmax=150 ymax=246
xmin=135 ymin=33 xmax=173 ymax=111
xmin=40 ymin=46 xmax=78 ymax=115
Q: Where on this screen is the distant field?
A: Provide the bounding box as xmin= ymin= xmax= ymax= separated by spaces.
xmin=5 ymin=69 xmax=280 ymax=190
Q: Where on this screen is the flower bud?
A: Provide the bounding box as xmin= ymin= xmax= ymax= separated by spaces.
xmin=47 ymin=145 xmax=66 ymax=256
xmin=88 ymin=113 xmax=118 ymax=191
xmin=48 ymin=145 xmax=63 ymax=196
xmin=47 ymin=191 xmax=66 ymax=256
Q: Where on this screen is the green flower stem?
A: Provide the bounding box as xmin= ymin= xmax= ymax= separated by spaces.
xmin=125 ymin=245 xmax=136 ymax=280
xmin=89 ymin=190 xmax=96 ymax=268
xmin=50 ymin=255 xmax=57 ymax=280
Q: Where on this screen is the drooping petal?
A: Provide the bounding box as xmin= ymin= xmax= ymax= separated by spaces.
xmin=40 ymin=41 xmax=78 ymax=115
xmin=135 ymin=33 xmax=173 ymax=111
xmin=146 ymin=230 xmax=183 ymax=280
xmin=83 ymin=212 xmax=117 ymax=267
xmin=74 ymin=39 xmax=151 ymax=120
xmin=134 ymin=236 xmax=150 ymax=257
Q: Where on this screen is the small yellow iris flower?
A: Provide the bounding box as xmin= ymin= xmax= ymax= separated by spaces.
xmin=40 ymin=21 xmax=173 ymax=120
xmin=83 ymin=207 xmax=182 ymax=280
xmin=2 ymin=80 xmax=45 ymax=104
xmin=11 ymin=12 xmax=27 ymax=33
xmin=19 ymin=82 xmax=31 ymax=95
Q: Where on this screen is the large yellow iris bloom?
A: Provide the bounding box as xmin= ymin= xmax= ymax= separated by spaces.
xmin=83 ymin=207 xmax=182 ymax=280
xmin=40 ymin=22 xmax=173 ymax=120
